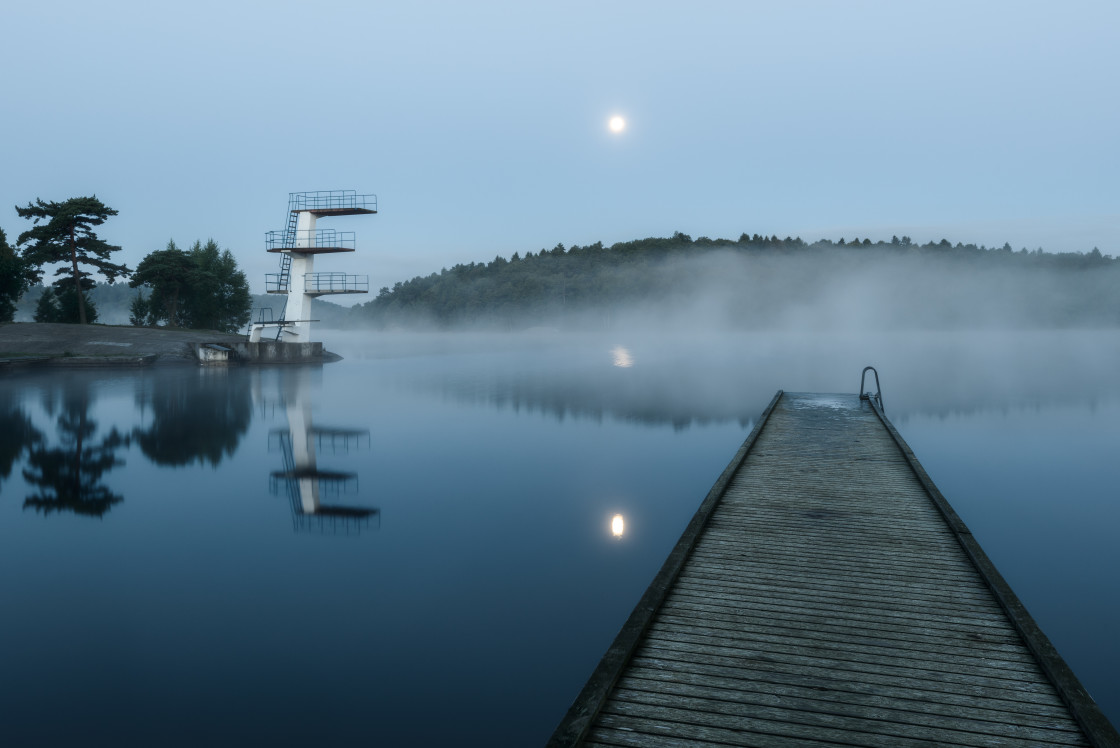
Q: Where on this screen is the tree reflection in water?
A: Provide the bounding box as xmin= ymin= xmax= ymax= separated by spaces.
xmin=0 ymin=390 xmax=42 ymax=490
xmin=132 ymin=368 xmax=251 ymax=467
xmin=22 ymin=385 xmax=127 ymax=518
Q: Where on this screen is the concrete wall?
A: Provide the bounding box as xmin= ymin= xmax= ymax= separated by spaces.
xmin=196 ymin=344 xmax=232 ymax=365
xmin=227 ymin=341 xmax=323 ymax=363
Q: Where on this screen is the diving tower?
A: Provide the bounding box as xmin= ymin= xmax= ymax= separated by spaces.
xmin=249 ymin=190 xmax=375 ymax=343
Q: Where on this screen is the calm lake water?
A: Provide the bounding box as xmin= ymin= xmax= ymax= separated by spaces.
xmin=1 ymin=330 xmax=1117 ymax=745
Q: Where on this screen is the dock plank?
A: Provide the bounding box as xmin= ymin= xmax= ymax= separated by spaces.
xmin=618 ymin=666 xmax=1082 ymax=731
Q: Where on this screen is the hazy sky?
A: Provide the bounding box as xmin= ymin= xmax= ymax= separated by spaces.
xmin=2 ymin=0 xmax=1117 ymax=298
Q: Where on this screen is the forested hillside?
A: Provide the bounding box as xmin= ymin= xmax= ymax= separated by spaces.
xmin=355 ymin=233 xmax=1118 ymax=330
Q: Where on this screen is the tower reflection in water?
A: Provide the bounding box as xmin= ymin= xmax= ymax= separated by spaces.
xmin=268 ymin=369 xmax=379 ymax=535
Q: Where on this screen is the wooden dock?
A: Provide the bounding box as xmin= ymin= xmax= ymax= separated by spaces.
xmin=550 ymin=391 xmax=1119 ymax=747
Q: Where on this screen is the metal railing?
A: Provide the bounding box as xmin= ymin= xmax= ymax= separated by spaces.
xmin=859 ymin=366 xmax=884 ymax=411
xmin=313 ymin=428 xmax=372 ymax=455
xmin=289 ymin=190 xmax=377 ymax=213
xmin=305 ymin=272 xmax=369 ymax=294
xmin=293 ymin=510 xmax=379 ymax=536
xmin=268 ymin=471 xmax=359 ymax=496
xmin=266 ymin=229 xmax=356 ymax=252
xmin=267 ymin=429 xmax=370 ymax=455
xmin=264 ymin=273 xmax=289 ymax=293
xmin=247 ymin=307 xmax=276 ymax=334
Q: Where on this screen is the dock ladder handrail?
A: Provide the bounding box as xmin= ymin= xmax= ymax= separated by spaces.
xmin=859 ymin=365 xmax=884 ymax=411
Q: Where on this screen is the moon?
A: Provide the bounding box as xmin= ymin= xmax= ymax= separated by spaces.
xmin=608 ymin=115 xmax=626 ymax=133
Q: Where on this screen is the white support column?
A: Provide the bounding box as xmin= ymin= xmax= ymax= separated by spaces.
xmin=286 ymin=381 xmax=320 ymax=515
xmin=282 ymin=211 xmax=317 ymax=342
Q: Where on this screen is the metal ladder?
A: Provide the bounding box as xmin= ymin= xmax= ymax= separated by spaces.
xmin=273 ymin=197 xmax=300 ymax=339
xmin=859 ymin=366 xmax=884 ymax=411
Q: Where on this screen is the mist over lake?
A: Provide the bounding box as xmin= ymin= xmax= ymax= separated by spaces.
xmin=1 ymin=329 xmax=1117 ymax=745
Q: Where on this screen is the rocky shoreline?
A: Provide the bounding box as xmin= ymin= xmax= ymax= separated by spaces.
xmin=0 ymin=322 xmax=335 ymax=367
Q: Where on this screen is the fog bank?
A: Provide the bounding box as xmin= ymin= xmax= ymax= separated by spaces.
xmin=359 ymin=243 xmax=1119 ymax=333
xmin=327 ymin=329 xmax=1120 ymax=428
xmin=575 ymin=249 xmax=1119 ymax=332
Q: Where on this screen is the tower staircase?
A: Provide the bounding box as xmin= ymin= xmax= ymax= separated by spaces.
xmin=276 ymin=197 xmax=299 ymax=291
xmin=271 ymin=198 xmax=300 ymax=338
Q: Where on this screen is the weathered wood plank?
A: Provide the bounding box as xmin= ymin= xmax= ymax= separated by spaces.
xmin=637 ymin=633 xmax=1058 ymax=694
xmin=650 ymin=616 xmax=1040 ymax=670
xmin=659 ymin=598 xmax=1027 ymax=650
xmin=664 ymin=586 xmax=1019 ymax=638
xmin=626 ymin=653 xmax=1077 ymax=718
xmin=629 ymin=649 xmax=1071 ymax=711
xmin=684 ymin=545 xmax=984 ymax=584
xmin=690 ymin=541 xmax=982 ymax=579
xmin=668 ymin=577 xmax=1010 ymax=623
xmin=586 ymin=724 xmax=835 ymax=748
xmin=609 ymin=684 xmax=1089 ymax=746
xmin=599 ymin=701 xmax=1068 ymax=748
xmin=694 ymin=524 xmax=964 ymax=553
xmin=646 ymin=618 xmax=1040 ymax=674
xmin=694 ymin=533 xmax=966 ymax=564
xmin=708 ymin=504 xmax=956 ymax=528
xmin=679 ymin=562 xmax=996 ymax=605
xmin=675 ymin=563 xmax=1003 ymax=608
xmin=654 ymin=607 xmax=1034 ymax=661
xmin=619 ymin=664 xmax=1082 ymax=730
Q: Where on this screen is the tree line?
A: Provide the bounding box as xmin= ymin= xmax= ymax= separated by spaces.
xmin=0 ymin=196 xmax=250 ymax=332
xmin=128 ymin=239 xmax=250 ymax=331
xmin=355 ymin=232 xmax=1119 ymax=329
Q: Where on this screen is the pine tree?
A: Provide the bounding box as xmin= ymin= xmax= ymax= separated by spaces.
xmin=184 ymin=239 xmax=251 ymax=332
xmin=33 ymin=288 xmax=61 ymax=323
xmin=129 ymin=240 xmax=197 ymax=326
xmin=15 ymin=196 xmax=129 ymax=324
xmin=129 ymin=293 xmax=152 ymax=327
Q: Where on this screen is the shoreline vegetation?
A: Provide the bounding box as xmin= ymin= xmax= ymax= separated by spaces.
xmin=10 ymin=232 xmax=1119 ymax=332
xmin=354 ymin=233 xmax=1118 ymax=330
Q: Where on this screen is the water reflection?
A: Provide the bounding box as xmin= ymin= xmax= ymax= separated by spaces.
xmin=22 ymin=384 xmax=127 ymax=517
xmin=270 ymin=369 xmax=379 ymax=535
xmin=132 ymin=369 xmax=251 ymax=467
xmin=0 ymin=390 xmax=42 ymax=490
xmin=376 ymin=330 xmax=1120 ymax=428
